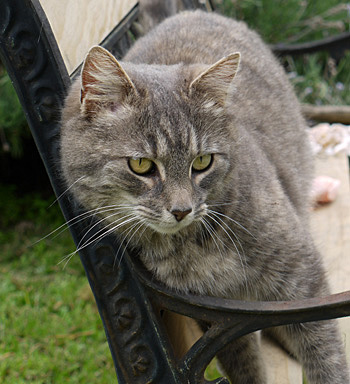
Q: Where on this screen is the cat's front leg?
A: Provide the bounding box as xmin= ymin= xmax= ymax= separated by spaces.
xmin=265 ymin=320 xmax=349 ymax=384
xmin=216 ymin=333 xmax=267 ymax=384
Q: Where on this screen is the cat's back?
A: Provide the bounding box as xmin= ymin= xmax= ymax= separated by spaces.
xmin=125 ymin=9 xmax=299 ymax=127
xmin=126 ymin=10 xmax=265 ymax=65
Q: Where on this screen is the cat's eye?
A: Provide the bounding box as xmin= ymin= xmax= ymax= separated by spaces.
xmin=192 ymin=154 xmax=213 ymax=172
xmin=128 ymin=157 xmax=155 ymax=175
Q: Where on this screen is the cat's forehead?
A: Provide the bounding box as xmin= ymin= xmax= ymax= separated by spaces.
xmin=130 ymin=113 xmax=225 ymax=167
xmin=126 ymin=62 xmax=183 ymax=96
xmin=123 ymin=65 xmax=195 ymax=156
xmin=121 ymin=63 xmax=229 ymax=160
xmin=138 ymin=109 xmax=199 ymax=160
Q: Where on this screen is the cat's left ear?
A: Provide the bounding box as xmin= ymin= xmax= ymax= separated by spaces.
xmin=189 ymin=52 xmax=240 ymax=105
xmin=80 ymin=46 xmax=136 ymax=116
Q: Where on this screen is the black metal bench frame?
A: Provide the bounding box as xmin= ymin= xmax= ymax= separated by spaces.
xmin=1 ymin=1 xmax=349 ymax=383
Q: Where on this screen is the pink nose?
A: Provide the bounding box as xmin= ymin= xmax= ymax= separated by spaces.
xmin=171 ymin=209 xmax=192 ymax=222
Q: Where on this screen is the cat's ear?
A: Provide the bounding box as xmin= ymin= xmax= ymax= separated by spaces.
xmin=80 ymin=46 xmax=136 ymax=116
xmin=189 ymin=53 xmax=240 ymax=105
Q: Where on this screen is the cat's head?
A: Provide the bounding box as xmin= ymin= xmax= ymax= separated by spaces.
xmin=60 ymin=46 xmax=240 ymax=237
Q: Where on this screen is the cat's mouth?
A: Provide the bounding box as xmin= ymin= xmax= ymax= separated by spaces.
xmin=148 ymin=213 xmax=197 ymax=235
xmin=139 ymin=204 xmax=207 ymax=235
xmin=149 ymin=219 xmax=193 ymax=235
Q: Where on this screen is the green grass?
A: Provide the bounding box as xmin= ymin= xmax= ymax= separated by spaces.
xmin=286 ymin=51 xmax=350 ymax=105
xmin=215 ymin=0 xmax=350 ymax=44
xmin=0 ymin=185 xmax=116 ymax=383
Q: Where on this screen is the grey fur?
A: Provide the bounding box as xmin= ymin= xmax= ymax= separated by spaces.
xmin=60 ymin=9 xmax=349 ymax=384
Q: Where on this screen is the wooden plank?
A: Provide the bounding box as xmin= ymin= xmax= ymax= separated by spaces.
xmin=262 ymin=153 xmax=350 ymax=382
xmin=262 ymin=335 xmax=302 ymax=384
xmin=312 ymin=153 xmax=350 ymax=295
xmin=311 ymin=153 xmax=350 ymax=364
xmin=302 ymin=104 xmax=350 ymax=125
xmin=39 ymin=0 xmax=137 ymax=74
xmin=162 ymin=311 xmax=202 ymax=359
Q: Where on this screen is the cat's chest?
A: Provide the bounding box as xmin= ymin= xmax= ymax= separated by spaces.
xmin=138 ymin=237 xmax=248 ymax=297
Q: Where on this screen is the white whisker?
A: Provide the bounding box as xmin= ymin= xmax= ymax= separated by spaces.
xmin=206 ymin=211 xmax=249 ymax=294
xmin=207 ymin=211 xmax=245 ymax=254
xmin=76 ymin=215 xmax=139 ymax=253
xmin=48 ymin=176 xmax=87 ymax=208
xmin=58 ymin=214 xmax=139 ymax=267
xmin=206 ymin=212 xmax=243 ymax=257
xmin=196 ymin=221 xmax=211 ymax=252
xmin=114 ymin=219 xmax=147 ymax=268
xmin=207 ymin=209 xmax=256 ymax=239
xmin=34 ymin=204 xmax=134 ymax=245
xmin=77 ymin=209 xmax=131 ymax=250
xmin=200 ymin=217 xmax=225 ymax=261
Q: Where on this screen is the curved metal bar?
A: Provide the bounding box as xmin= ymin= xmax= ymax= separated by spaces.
xmin=179 ymin=291 xmax=350 ymax=382
xmin=180 ymin=322 xmax=248 ymax=383
xmin=132 ymin=257 xmax=350 ymax=382
xmin=182 ymin=0 xmax=214 ymax=11
xmin=272 ymin=31 xmax=350 ymax=60
xmin=133 ymin=258 xmax=350 ymax=323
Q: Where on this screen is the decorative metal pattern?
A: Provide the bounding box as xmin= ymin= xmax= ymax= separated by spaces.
xmin=87 ymin=243 xmax=178 ymax=383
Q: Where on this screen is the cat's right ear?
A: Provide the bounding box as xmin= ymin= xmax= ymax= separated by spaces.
xmin=80 ymin=46 xmax=136 ymax=116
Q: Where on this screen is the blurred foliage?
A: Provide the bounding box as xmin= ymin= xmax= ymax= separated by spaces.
xmin=214 ymin=0 xmax=350 ymax=105
xmin=0 ymin=66 xmax=30 ymax=158
xmin=0 ymin=184 xmax=61 ymax=229
xmin=286 ymin=51 xmax=350 ymax=105
xmin=214 ymin=0 xmax=350 ymax=44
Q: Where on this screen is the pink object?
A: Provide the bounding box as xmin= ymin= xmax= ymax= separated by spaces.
xmin=311 ymin=176 xmax=341 ymax=205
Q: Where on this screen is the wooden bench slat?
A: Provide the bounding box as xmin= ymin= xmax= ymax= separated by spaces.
xmin=39 ymin=0 xmax=137 ymax=73
xmin=311 ymin=153 xmax=350 ymax=367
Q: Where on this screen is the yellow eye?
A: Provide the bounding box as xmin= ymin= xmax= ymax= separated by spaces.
xmin=192 ymin=154 xmax=212 ymax=172
xmin=129 ymin=158 xmax=155 ymax=175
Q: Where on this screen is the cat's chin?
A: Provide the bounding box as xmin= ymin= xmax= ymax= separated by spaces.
xmin=148 ymin=221 xmax=191 ymax=235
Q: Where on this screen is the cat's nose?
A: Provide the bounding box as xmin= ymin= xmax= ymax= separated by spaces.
xmin=171 ymin=208 xmax=192 ymax=222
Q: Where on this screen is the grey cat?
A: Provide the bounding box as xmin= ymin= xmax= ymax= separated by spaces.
xmin=60 ymin=7 xmax=349 ymax=384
